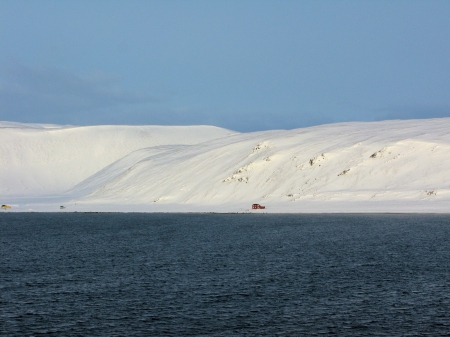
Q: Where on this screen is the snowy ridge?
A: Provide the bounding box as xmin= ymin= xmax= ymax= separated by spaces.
xmin=1 ymin=119 xmax=450 ymax=212
xmin=0 ymin=123 xmax=236 ymax=196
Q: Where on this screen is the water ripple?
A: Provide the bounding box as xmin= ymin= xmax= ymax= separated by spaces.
xmin=1 ymin=213 xmax=450 ymax=336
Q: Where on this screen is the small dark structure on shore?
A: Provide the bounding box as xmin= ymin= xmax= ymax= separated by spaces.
xmin=252 ymin=204 xmax=265 ymax=209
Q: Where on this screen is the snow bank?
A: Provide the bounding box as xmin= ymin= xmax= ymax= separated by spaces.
xmin=1 ymin=119 xmax=450 ymax=212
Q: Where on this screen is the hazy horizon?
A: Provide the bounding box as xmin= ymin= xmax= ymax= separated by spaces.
xmin=1 ymin=1 xmax=450 ymax=132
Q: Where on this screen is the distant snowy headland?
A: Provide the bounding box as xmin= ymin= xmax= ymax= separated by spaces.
xmin=1 ymin=118 xmax=449 ymax=213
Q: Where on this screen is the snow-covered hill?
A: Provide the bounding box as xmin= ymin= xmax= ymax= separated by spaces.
xmin=1 ymin=119 xmax=450 ymax=212
xmin=0 ymin=122 xmax=236 ymax=196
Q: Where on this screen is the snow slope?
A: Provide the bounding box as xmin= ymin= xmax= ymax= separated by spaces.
xmin=1 ymin=118 xmax=450 ymax=212
xmin=0 ymin=122 xmax=236 ymax=196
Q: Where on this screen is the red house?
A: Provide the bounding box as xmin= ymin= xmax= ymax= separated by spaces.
xmin=252 ymin=204 xmax=266 ymax=209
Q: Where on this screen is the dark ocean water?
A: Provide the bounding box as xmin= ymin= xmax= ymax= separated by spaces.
xmin=1 ymin=213 xmax=450 ymax=336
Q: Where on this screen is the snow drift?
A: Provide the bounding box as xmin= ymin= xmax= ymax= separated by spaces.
xmin=1 ymin=118 xmax=450 ymax=212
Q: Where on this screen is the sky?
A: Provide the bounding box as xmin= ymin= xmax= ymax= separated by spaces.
xmin=1 ymin=0 xmax=450 ymax=132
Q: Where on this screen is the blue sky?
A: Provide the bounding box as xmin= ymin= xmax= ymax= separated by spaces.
xmin=1 ymin=0 xmax=449 ymax=131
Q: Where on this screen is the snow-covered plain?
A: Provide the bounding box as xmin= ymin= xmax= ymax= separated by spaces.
xmin=1 ymin=118 xmax=450 ymax=213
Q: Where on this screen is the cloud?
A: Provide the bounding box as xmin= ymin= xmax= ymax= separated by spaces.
xmin=0 ymin=62 xmax=156 ymax=123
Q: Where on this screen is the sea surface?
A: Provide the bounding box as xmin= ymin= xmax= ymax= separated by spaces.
xmin=1 ymin=213 xmax=450 ymax=336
